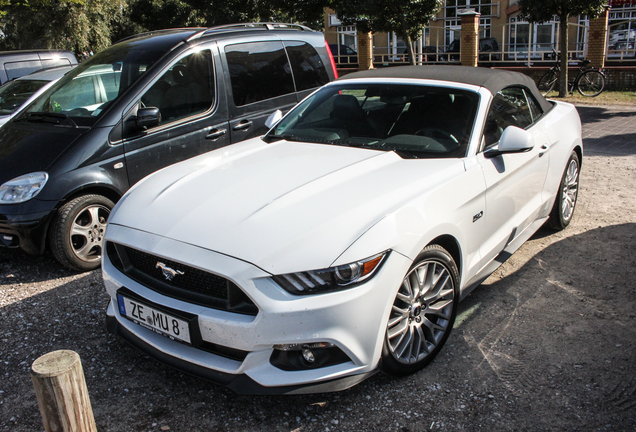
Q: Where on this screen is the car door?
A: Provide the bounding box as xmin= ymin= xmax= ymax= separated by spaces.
xmin=223 ymin=40 xmax=299 ymax=143
xmin=122 ymin=46 xmax=230 ymax=186
xmin=477 ymin=87 xmax=551 ymax=266
xmin=223 ymin=40 xmax=330 ymax=143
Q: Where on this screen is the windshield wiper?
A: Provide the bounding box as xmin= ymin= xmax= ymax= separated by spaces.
xmin=17 ymin=112 xmax=77 ymax=127
xmin=262 ymin=133 xmax=305 ymax=143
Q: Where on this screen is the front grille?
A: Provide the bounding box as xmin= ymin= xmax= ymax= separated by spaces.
xmin=107 ymin=242 xmax=258 ymax=316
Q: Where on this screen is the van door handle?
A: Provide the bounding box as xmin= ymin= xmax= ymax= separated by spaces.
xmin=205 ymin=128 xmax=227 ymax=140
xmin=232 ymin=120 xmax=253 ymax=131
xmin=539 ymin=144 xmax=549 ymax=155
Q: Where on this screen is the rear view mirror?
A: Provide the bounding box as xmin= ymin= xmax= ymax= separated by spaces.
xmin=136 ymin=107 xmax=161 ymax=129
xmin=485 ymin=125 xmax=534 ymax=158
xmin=265 ymin=109 xmax=283 ymax=129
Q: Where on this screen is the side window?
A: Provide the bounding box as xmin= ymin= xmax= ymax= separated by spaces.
xmin=524 ymin=89 xmax=543 ymax=122
xmin=141 ymin=50 xmax=214 ymax=126
xmin=284 ymin=41 xmax=330 ymax=91
xmin=483 ymin=87 xmax=534 ymax=148
xmin=41 ymin=58 xmax=72 ymax=69
xmin=5 ymin=60 xmax=42 ymax=80
xmin=53 ymin=76 xmax=98 ymax=109
xmin=225 ymin=41 xmax=295 ymax=106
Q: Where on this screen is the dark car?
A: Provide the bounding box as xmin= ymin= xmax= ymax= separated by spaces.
xmin=0 ymin=23 xmax=337 ymax=271
xmin=329 ymin=44 xmax=358 ymax=64
xmin=0 ymin=50 xmax=78 ymax=85
xmin=441 ymin=38 xmax=501 ymax=61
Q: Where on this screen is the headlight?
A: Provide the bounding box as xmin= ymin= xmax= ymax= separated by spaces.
xmin=0 ymin=172 xmax=49 ymax=204
xmin=273 ymin=251 xmax=389 ymax=295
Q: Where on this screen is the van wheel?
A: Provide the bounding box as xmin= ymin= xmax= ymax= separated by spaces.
xmin=49 ymin=194 xmax=114 ymax=271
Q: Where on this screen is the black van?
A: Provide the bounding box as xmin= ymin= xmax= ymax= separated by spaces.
xmin=0 ymin=50 xmax=78 ymax=84
xmin=0 ymin=23 xmax=337 ymax=271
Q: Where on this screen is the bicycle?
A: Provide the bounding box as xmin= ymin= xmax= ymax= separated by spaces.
xmin=537 ymin=49 xmax=606 ymax=97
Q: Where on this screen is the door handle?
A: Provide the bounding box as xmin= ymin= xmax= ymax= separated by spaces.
xmin=232 ymin=120 xmax=253 ymax=131
xmin=539 ymin=144 xmax=549 ymax=155
xmin=205 ymin=128 xmax=227 ymax=140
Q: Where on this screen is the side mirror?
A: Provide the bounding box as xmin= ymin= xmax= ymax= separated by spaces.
xmin=485 ymin=125 xmax=534 ymax=158
xmin=264 ymin=109 xmax=283 ymax=129
xmin=136 ymin=107 xmax=161 ymax=129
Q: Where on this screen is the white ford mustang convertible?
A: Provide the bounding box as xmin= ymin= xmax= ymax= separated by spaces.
xmin=102 ymin=66 xmax=582 ymax=394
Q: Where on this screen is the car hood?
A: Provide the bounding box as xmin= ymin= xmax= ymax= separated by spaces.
xmin=109 ymin=138 xmax=465 ymax=275
xmin=0 ymin=121 xmax=85 ymax=183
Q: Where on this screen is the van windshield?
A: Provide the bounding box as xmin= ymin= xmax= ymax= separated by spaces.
xmin=23 ymin=45 xmax=168 ymax=127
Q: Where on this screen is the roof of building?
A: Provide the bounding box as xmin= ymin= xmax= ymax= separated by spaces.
xmin=339 ymin=65 xmax=553 ymax=111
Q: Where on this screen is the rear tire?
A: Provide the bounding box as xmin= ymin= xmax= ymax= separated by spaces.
xmin=538 ymin=70 xmax=558 ymax=96
xmin=49 ymin=194 xmax=114 ymax=271
xmin=576 ymin=70 xmax=605 ymax=97
xmin=548 ymin=151 xmax=580 ymax=230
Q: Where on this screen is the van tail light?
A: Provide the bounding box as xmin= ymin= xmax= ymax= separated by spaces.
xmin=325 ymin=40 xmax=338 ymax=79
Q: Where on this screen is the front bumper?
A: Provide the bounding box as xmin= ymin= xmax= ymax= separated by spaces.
xmin=102 ymin=224 xmax=412 ymax=394
xmin=0 ymin=200 xmax=57 ymax=254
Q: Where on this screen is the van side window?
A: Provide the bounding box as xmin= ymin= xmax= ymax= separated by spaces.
xmin=284 ymin=41 xmax=329 ymax=91
xmin=225 ymin=41 xmax=295 ymax=106
xmin=141 ymin=50 xmax=214 ymax=126
xmin=5 ymin=61 xmax=42 ymax=81
xmin=483 ymin=87 xmax=534 ymax=148
xmin=41 ymin=58 xmax=72 ymax=69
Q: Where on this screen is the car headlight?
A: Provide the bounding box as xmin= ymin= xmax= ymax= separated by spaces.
xmin=273 ymin=251 xmax=389 ymax=295
xmin=0 ymin=172 xmax=49 ymax=204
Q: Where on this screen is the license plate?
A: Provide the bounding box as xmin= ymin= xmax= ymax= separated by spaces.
xmin=117 ymin=293 xmax=192 ymax=344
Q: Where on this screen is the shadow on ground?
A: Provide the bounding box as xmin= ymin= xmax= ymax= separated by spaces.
xmin=1 ymin=224 xmax=635 ymax=431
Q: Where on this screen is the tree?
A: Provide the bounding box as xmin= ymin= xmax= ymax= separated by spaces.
xmin=330 ymin=0 xmax=442 ymax=65
xmin=127 ymin=0 xmax=205 ymax=31
xmin=519 ymin=0 xmax=607 ymax=97
xmin=174 ymin=0 xmax=326 ymax=30
xmin=0 ymin=0 xmax=128 ymax=55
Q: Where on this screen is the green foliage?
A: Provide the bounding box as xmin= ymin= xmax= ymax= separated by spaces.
xmin=0 ymin=0 xmax=127 ymax=54
xmin=331 ymin=0 xmax=442 ymax=39
xmin=518 ymin=0 xmax=606 ymax=23
xmin=127 ymin=0 xmax=205 ymax=30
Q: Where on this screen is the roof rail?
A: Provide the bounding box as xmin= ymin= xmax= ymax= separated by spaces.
xmin=188 ymin=22 xmax=314 ymax=40
xmin=116 ymin=28 xmax=206 ymax=44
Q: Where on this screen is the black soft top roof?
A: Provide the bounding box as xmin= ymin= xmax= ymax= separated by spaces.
xmin=339 ymin=65 xmax=553 ymax=112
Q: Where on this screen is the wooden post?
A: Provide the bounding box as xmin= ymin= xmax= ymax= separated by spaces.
xmin=31 ymin=350 xmax=98 ymax=432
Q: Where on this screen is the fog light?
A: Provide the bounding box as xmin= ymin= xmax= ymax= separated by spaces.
xmin=302 ymin=349 xmax=315 ymax=363
xmin=273 ymin=342 xmax=334 ymax=351
xmin=270 ymin=342 xmax=350 ymax=371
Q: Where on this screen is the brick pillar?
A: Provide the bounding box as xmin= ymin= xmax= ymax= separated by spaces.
xmin=358 ymin=31 xmax=374 ymax=70
xmin=460 ymin=10 xmax=480 ymax=67
xmin=588 ymin=6 xmax=610 ymax=69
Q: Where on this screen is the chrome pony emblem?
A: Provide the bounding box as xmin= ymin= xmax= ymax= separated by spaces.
xmin=156 ymin=262 xmax=184 ymax=281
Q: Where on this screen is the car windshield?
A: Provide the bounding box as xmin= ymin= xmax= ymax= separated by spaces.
xmin=23 ymin=45 xmax=169 ymax=127
xmin=0 ymin=79 xmax=48 ymax=115
xmin=264 ymin=83 xmax=480 ymax=159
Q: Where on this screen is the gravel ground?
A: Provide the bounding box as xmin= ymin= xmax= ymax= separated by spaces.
xmin=1 ymin=105 xmax=635 ymax=431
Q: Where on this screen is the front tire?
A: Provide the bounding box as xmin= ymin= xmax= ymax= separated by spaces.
xmin=382 ymin=245 xmax=459 ymax=376
xmin=49 ymin=194 xmax=114 ymax=271
xmin=548 ymin=151 xmax=580 ymax=230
